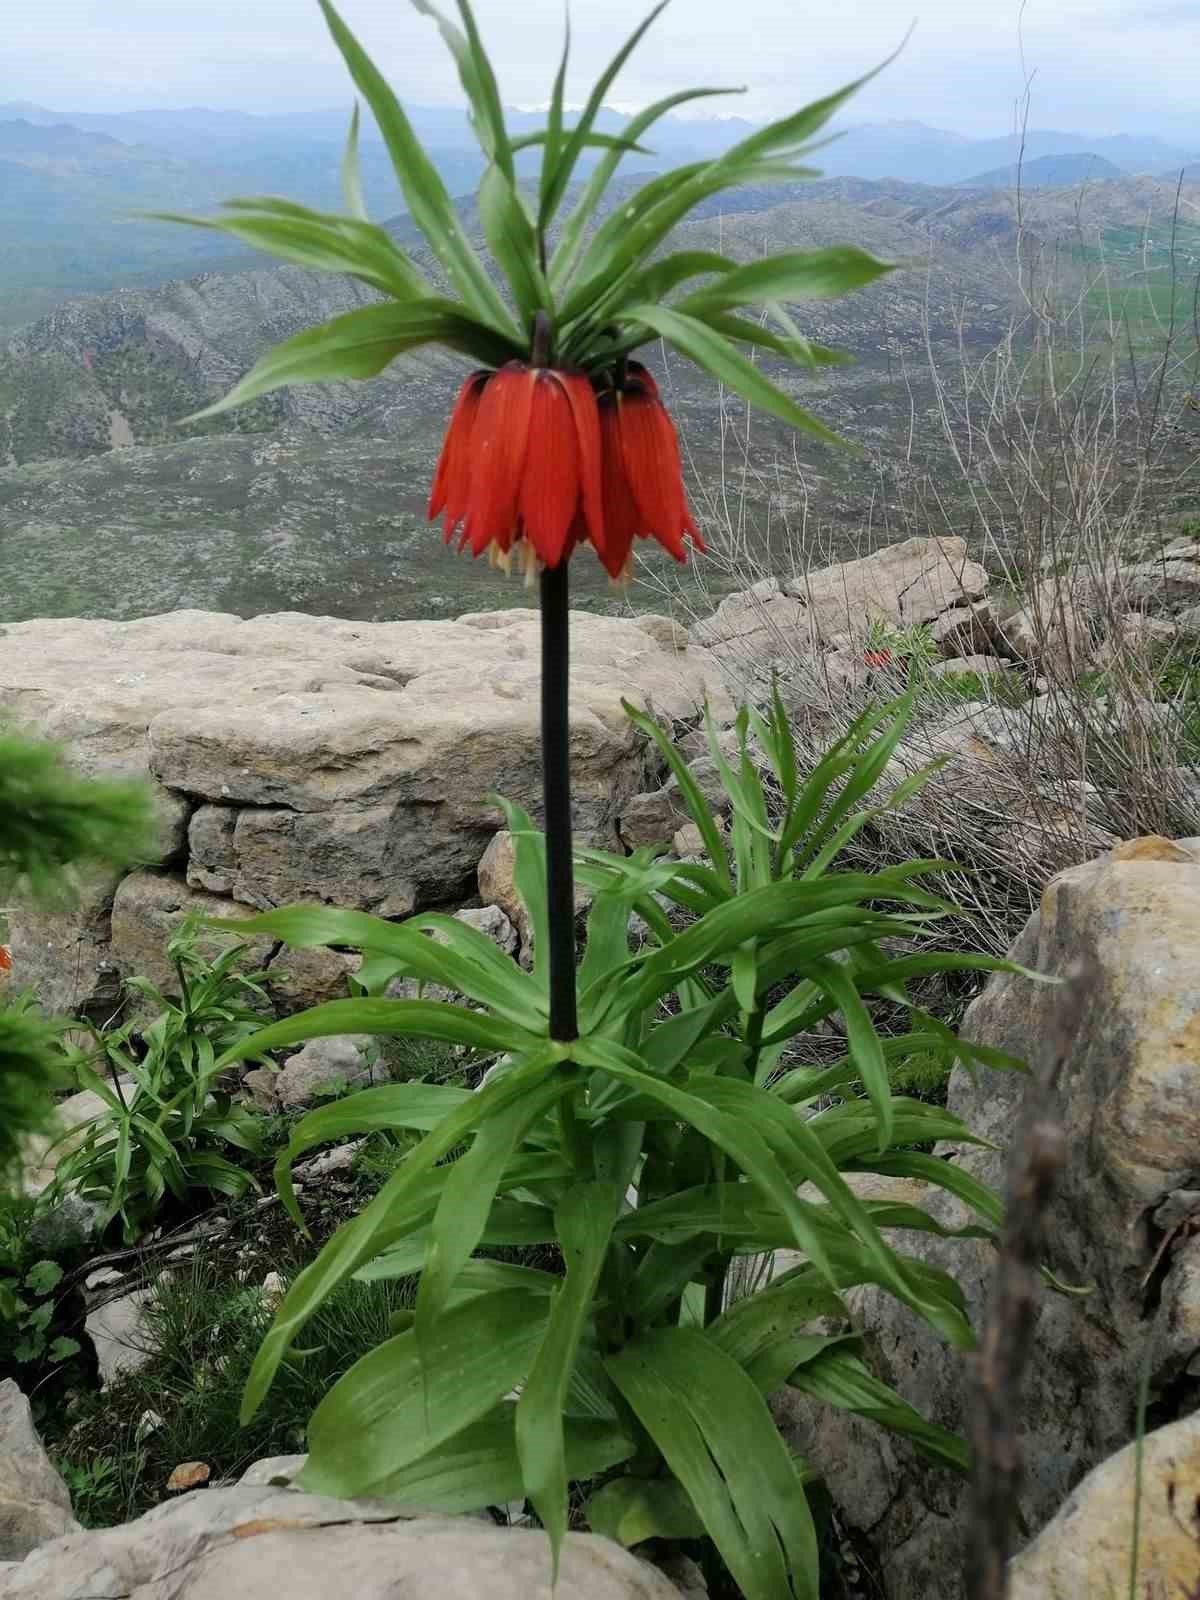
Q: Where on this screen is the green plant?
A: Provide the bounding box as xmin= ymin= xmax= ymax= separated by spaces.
xmin=48 ymin=920 xmax=269 ymax=1242
xmin=54 ymin=1456 xmax=118 ymax=1528
xmin=0 ymin=1195 xmax=81 ymax=1371
xmin=209 ymin=693 xmax=1023 ymax=1600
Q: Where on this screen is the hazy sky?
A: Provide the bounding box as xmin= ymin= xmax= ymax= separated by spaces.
xmin=6 ymin=0 xmax=1199 ymax=142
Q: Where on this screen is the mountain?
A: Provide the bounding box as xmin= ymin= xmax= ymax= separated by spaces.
xmin=7 ymin=168 xmax=1197 ymax=628
xmin=959 ymin=152 xmax=1124 ymax=190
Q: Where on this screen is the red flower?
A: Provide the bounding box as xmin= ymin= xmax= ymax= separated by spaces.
xmin=428 ymin=359 xmax=702 ymax=578
xmin=429 ymin=362 xmax=603 ymax=574
xmin=0 ymin=945 xmax=11 ymax=972
xmin=863 ymin=648 xmax=893 ymax=669
xmin=596 ymin=362 xmax=702 ymax=580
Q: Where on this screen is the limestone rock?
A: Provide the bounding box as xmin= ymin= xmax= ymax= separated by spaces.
xmin=930 ymin=599 xmax=996 ymax=657
xmin=109 ymin=872 xmax=273 ymax=1001
xmin=8 ymin=867 xmax=123 ymax=1022
xmin=273 ymin=1036 xmax=376 ymax=1110
xmin=477 ymin=831 xmax=530 ymax=949
xmin=1009 ymin=1413 xmax=1200 ymax=1599
xmin=85 ymin=1289 xmax=155 ymax=1388
xmin=926 ymin=654 xmax=1012 ymax=680
xmin=619 ymin=788 xmax=689 ymax=849
xmin=781 ymin=536 xmax=987 ymax=638
xmin=784 ymin=843 xmax=1200 ymax=1600
xmin=21 ymin=1079 xmax=136 ymax=1197
xmin=0 ymin=1485 xmax=687 ymax=1599
xmin=1091 ymin=610 xmax=1179 ymax=669
xmin=994 ymin=578 xmax=1089 ymax=672
xmin=0 ymin=1381 xmax=79 ymax=1560
xmin=1120 ymin=558 xmax=1200 ymax=613
xmin=263 ymin=944 xmax=361 ymax=1014
xmin=453 ymin=904 xmax=519 ymax=960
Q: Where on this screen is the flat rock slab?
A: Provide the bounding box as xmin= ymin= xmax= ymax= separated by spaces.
xmin=0 ymin=608 xmax=726 ymax=1017
xmin=0 ymin=1485 xmax=685 ymax=1599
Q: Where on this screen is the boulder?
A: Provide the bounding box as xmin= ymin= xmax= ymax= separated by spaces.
xmin=0 ymin=1382 xmax=79 ymax=1560
xmin=110 ymin=872 xmax=274 ymax=1001
xmin=1120 ymin=558 xmax=1200 ymax=613
xmin=85 ymin=1289 xmax=155 ymax=1388
xmin=0 ymin=608 xmax=723 ymax=1018
xmin=21 ymin=1078 xmax=136 ymax=1197
xmin=930 ymin=600 xmax=996 ymax=658
xmin=1009 ymin=1413 xmax=1200 ymax=1599
xmin=0 ymin=1484 xmax=687 ymax=1599
xmin=781 ymin=839 xmax=1200 ymax=1600
xmin=619 ymin=788 xmax=690 ymax=849
xmin=1091 ymin=610 xmax=1179 ymax=670
xmin=272 ymin=1036 xmax=376 ymax=1110
xmin=926 ymin=654 xmax=1013 ymax=681
xmin=453 ymin=904 xmax=519 ymax=960
xmin=993 ymin=578 xmax=1089 ymax=673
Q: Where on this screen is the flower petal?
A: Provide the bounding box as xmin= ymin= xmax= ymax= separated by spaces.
xmin=553 ymin=371 xmax=605 ymax=559
xmin=429 ymin=371 xmax=488 ymax=541
xmin=598 ymin=396 xmax=641 ymax=579
xmin=518 ymin=372 xmax=580 ymax=568
xmin=615 ymin=382 xmax=689 ymax=561
xmin=463 ymin=363 xmax=535 ymax=557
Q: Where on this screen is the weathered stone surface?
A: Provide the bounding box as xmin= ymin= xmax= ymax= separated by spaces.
xmin=930 ymin=599 xmax=996 ymax=657
xmin=263 ymin=944 xmax=361 ymax=1014
xmin=1091 ymin=610 xmax=1179 ymax=669
xmin=994 ymin=577 xmax=1090 ymax=672
xmin=0 ymin=1382 xmax=79 ymax=1561
xmin=618 ymin=788 xmax=690 ymax=849
xmin=1120 ymin=558 xmax=1200 ymax=612
xmin=926 ymin=653 xmax=1012 ymax=680
xmin=477 ymin=830 xmax=530 ymax=949
xmin=2 ymin=609 xmax=721 ymax=1009
xmin=453 ymin=904 xmax=519 ymax=959
xmin=0 ymin=1485 xmax=687 ymax=1599
xmin=1009 ymin=1414 xmax=1200 ymax=1599
xmin=85 ymin=1289 xmax=155 ymax=1388
xmin=786 ymin=844 xmax=1200 ymax=1600
xmin=273 ymin=1036 xmax=376 ymax=1110
xmin=21 ymin=1079 xmax=136 ymax=1196
xmin=110 ymin=871 xmax=274 ymax=998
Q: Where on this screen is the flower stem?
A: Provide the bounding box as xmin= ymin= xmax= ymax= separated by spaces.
xmin=540 ymin=558 xmax=578 ymax=1042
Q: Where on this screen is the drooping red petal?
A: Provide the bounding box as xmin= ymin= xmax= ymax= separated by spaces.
xmin=462 ymin=362 xmax=536 ymax=558
xmin=615 ymin=383 xmax=689 ymax=561
xmin=597 ymin=394 xmax=641 ymax=579
xmin=554 ymin=370 xmax=605 ymax=560
xmin=518 ymin=372 xmax=580 ymax=568
xmin=428 ymin=371 xmax=488 ymax=542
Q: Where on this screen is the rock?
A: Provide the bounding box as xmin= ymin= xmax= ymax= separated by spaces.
xmin=784 ymin=841 xmax=1200 ymax=1599
xmin=0 ymin=1485 xmax=687 ymax=1599
xmin=1091 ymin=610 xmax=1179 ymax=669
xmin=930 ymin=599 xmax=996 ymax=657
xmin=135 ymin=1410 xmax=164 ymax=1442
xmin=1008 ymin=1414 xmax=1200 ymax=1598
xmin=994 ymin=578 xmax=1089 ymax=672
xmin=0 ymin=1381 xmax=79 ymax=1560
xmin=926 ymin=654 xmax=1013 ymax=680
xmin=260 ymin=1273 xmax=286 ymax=1312
xmin=273 ymin=1036 xmax=376 ymax=1110
xmin=21 ymin=1080 xmax=136 ymax=1197
xmin=165 ymin=1462 xmax=210 ymax=1493
xmin=477 ymin=831 xmax=531 ymax=948
xmin=1 ymin=608 xmax=724 ymax=1015
xmin=672 ymin=823 xmax=707 ymax=857
xmin=1110 ymin=833 xmax=1195 ymax=862
xmin=1120 ymin=558 xmax=1200 ymax=613
xmin=1175 ymin=602 xmax=1200 ymax=640
xmin=263 ymin=944 xmax=362 ymax=1013
xmin=85 ymin=1289 xmax=155 ymax=1388
xmin=237 ymin=1456 xmax=307 ymax=1488
xmin=619 ymin=788 xmax=689 ymax=849
xmin=453 ymin=904 xmax=519 ymax=960
xmin=109 ymin=872 xmax=273 ymax=1002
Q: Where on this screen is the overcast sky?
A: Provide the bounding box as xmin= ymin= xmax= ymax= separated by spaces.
xmin=5 ymin=0 xmax=1199 ymax=142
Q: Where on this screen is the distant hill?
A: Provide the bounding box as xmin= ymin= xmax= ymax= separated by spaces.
xmin=958 ymin=152 xmax=1124 ymax=190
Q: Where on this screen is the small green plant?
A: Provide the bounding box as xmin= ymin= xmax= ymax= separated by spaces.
xmin=54 ymin=1456 xmax=119 ymax=1528
xmin=863 ymin=619 xmax=941 ymax=681
xmin=48 ymin=920 xmax=269 ymax=1242
xmin=0 ymin=1195 xmax=82 ymax=1372
xmin=210 ymin=693 xmax=1024 ymax=1600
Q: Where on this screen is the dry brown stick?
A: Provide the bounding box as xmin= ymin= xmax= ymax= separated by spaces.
xmin=964 ymin=954 xmax=1092 ymax=1600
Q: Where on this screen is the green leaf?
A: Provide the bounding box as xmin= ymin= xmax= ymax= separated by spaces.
xmin=411 ymin=0 xmax=513 ymax=180
xmin=492 ymin=798 xmax=551 ymax=993
xmin=24 ymin=1259 xmax=63 ymax=1296
xmin=514 ymin=129 xmax=650 ymax=156
xmin=241 ymin=1047 xmax=562 ymax=1421
xmin=341 ymin=102 xmax=368 ymax=219
xmin=478 ymin=161 xmax=548 ymax=327
xmin=360 ymin=1404 xmax=633 ymax=1512
xmin=299 ymin=1289 xmax=549 ymax=1497
xmin=808 ymin=957 xmax=892 ymax=1152
xmin=678 ymin=246 xmax=893 ymax=317
xmin=622 ymin=303 xmax=845 ymax=445
xmin=416 ymin=1076 xmax=571 ymax=1349
xmin=587 ymin=1475 xmax=706 ymax=1546
xmin=316 ymin=0 xmax=516 ymax=332
xmin=627 ymin=250 xmax=737 ymax=305
xmin=212 ymin=997 xmax=535 ymax=1078
xmin=622 ymin=700 xmax=732 ymax=893
xmin=539 ymin=0 xmax=669 ymax=227
xmin=607 ymin=1327 xmax=819 ymax=1600
xmin=541 ymin=16 xmax=569 ymax=213
xmin=789 ymin=1346 xmax=969 ymax=1473
xmin=550 ymin=86 xmax=742 ymax=290
xmin=48 ymin=1336 xmax=82 ymax=1364
xmin=516 ymin=1182 xmax=618 ymax=1569
xmin=185 ymin=301 xmax=518 ymax=421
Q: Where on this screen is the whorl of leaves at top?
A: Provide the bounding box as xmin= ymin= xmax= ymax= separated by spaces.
xmin=158 ymin=0 xmax=896 ymax=441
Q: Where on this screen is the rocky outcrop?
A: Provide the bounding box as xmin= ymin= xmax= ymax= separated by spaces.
xmin=0 ymin=608 xmax=726 ymax=1020
xmin=692 ymin=537 xmax=988 ymax=688
xmin=0 ymin=1383 xmax=78 ymax=1561
xmin=780 ymin=836 xmax=1200 ymax=1599
xmin=1008 ymin=1412 xmax=1200 ymax=1599
xmin=0 ymin=1481 xmax=688 ymax=1599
